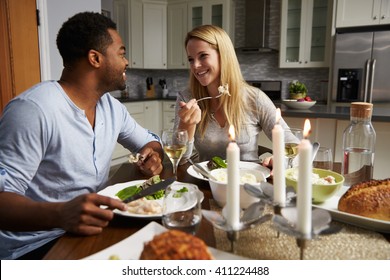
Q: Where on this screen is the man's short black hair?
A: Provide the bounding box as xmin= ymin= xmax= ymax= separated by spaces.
xmin=56 ymin=11 xmax=117 ymax=67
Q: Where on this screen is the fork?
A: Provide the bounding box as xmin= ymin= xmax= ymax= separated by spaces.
xmin=194 ymin=92 xmax=225 ymax=103
xmin=177 ymin=84 xmax=229 ymax=103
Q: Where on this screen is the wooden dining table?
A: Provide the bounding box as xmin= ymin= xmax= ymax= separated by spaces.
xmin=43 ymin=160 xmax=215 ymax=260
xmin=43 ymin=160 xmax=389 ymax=260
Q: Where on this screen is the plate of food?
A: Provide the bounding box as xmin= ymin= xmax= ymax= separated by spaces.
xmin=282 ymin=99 xmax=316 ymax=109
xmin=83 ymin=221 xmax=248 ymax=260
xmin=187 ymin=157 xmax=271 ymax=181
xmin=98 ymin=177 xmax=194 ymax=219
xmin=313 ymin=183 xmax=390 ymax=233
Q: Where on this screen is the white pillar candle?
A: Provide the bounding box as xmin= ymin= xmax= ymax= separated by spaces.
xmin=226 ymin=125 xmax=240 ymax=230
xmin=297 ymin=119 xmax=313 ymax=237
xmin=272 ymin=108 xmax=286 ymax=206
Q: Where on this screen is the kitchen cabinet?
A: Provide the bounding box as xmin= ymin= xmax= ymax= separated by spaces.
xmin=113 ymin=0 xmax=130 ymax=61
xmin=187 ymin=0 xmax=234 ymax=37
xmin=111 ymin=101 xmax=162 ymax=166
xmin=279 ymin=0 xmax=333 ymax=68
xmin=336 ymin=0 xmax=390 ymax=27
xmin=114 ymin=0 xmax=167 ymax=69
xmin=334 ymin=120 xmax=389 ymax=180
xmin=162 ymin=100 xmax=177 ymax=131
xmin=143 ymin=1 xmax=167 ymax=68
xmin=167 ymin=0 xmax=234 ymax=69
xmin=167 ymin=1 xmax=188 ymax=69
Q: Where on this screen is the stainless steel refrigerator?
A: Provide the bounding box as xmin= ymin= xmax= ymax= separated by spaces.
xmin=331 ymin=30 xmax=390 ymax=104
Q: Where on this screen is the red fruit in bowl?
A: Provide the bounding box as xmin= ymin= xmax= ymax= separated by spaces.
xmin=304 ymin=96 xmax=312 ymax=101
xmin=297 ymin=98 xmax=305 ymax=102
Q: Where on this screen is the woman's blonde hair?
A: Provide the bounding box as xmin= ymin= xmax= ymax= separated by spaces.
xmin=185 ymin=25 xmax=251 ymax=137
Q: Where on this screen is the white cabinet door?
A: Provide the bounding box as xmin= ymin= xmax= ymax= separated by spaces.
xmin=167 ymin=1 xmax=188 ymax=69
xmin=112 ymin=102 xmax=145 ymax=165
xmin=335 ymin=0 xmax=390 ymax=27
xmin=113 ymin=0 xmax=129 ymax=61
xmin=162 ymin=101 xmax=176 ymax=132
xmin=143 ymin=100 xmax=162 ymax=135
xmin=188 ymin=0 xmax=233 ymax=37
xmin=143 ymin=2 xmax=167 ymax=69
xmin=280 ymin=0 xmax=332 ymax=68
xmin=129 ymin=0 xmax=167 ymax=69
xmin=130 ymin=0 xmax=144 ymax=68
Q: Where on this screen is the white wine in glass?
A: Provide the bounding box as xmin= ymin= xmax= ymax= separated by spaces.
xmin=284 ymin=128 xmax=303 ymax=168
xmin=162 ymin=129 xmax=188 ymax=175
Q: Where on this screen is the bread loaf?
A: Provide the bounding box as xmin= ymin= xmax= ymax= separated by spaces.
xmin=140 ymin=230 xmax=213 ymax=260
xmin=337 ymin=178 xmax=390 ymax=221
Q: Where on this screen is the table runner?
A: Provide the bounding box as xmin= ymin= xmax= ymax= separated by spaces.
xmin=210 ymin=200 xmax=390 ymax=260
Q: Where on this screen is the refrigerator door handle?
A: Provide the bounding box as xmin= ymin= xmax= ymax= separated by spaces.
xmin=363 ymin=59 xmax=371 ymax=102
xmin=368 ymin=59 xmax=376 ymax=103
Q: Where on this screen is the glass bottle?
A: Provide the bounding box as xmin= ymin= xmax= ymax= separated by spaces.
xmin=342 ymin=102 xmax=376 ymax=187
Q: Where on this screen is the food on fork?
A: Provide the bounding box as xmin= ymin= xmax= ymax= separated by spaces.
xmin=338 ymin=178 xmax=390 ymax=221
xmin=140 ymin=230 xmax=213 ymax=260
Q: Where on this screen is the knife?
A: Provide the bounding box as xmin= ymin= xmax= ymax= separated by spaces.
xmin=122 ymin=177 xmax=175 ymax=204
xmin=188 ymin=159 xmax=218 ymax=181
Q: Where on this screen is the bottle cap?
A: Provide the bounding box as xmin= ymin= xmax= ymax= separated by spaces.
xmin=350 ymin=102 xmax=373 ymax=119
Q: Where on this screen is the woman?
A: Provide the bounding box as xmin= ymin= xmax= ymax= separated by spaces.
xmin=175 ymin=25 xmax=295 ymax=165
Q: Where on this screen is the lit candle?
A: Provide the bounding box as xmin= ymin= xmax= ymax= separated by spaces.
xmin=226 ymin=125 xmax=240 ymax=230
xmin=272 ymin=108 xmax=286 ymax=206
xmin=297 ymin=119 xmax=313 ymax=237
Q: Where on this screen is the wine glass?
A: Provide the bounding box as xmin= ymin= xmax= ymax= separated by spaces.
xmin=313 ymin=147 xmax=333 ymax=170
xmin=161 ymin=129 xmax=188 ymax=175
xmin=284 ymin=128 xmax=303 ymax=168
xmin=162 ymin=183 xmax=203 ymax=235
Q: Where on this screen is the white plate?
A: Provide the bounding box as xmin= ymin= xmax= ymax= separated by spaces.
xmin=99 ymin=180 xmax=194 ymax=219
xmin=282 ymin=99 xmax=316 ymax=109
xmin=187 ymin=161 xmax=271 ymax=181
xmin=83 ymin=221 xmax=247 ymax=260
xmin=313 ymin=186 xmax=390 ymax=233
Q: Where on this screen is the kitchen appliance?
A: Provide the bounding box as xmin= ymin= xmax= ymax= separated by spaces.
xmin=332 ymin=29 xmax=390 ymax=104
xmin=246 ymin=80 xmax=282 ymax=104
xmin=236 ymin=0 xmax=276 ymax=53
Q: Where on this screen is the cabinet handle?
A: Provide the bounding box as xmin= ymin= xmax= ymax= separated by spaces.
xmin=170 ymin=104 xmax=175 ymax=109
xmin=382 ymin=15 xmax=386 ymax=19
xmin=373 ymin=16 xmax=377 ymax=20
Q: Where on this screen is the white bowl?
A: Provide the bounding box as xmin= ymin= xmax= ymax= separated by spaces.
xmin=282 ymin=99 xmax=316 ymax=109
xmin=209 ymin=168 xmax=266 ymax=209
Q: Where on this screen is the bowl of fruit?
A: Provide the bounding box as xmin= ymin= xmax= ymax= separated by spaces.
xmin=282 ymin=97 xmax=316 ymax=109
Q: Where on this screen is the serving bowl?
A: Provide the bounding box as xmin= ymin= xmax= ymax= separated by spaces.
xmin=285 ymin=167 xmax=344 ymax=203
xmin=209 ymin=168 xmax=266 ymax=208
xmin=282 ymin=99 xmax=316 ymax=110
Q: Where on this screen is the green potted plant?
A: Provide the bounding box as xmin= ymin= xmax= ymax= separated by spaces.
xmin=289 ymin=80 xmax=307 ymax=99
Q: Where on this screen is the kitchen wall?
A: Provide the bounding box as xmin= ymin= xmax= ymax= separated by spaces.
xmin=38 ymin=0 xmax=101 ymax=81
xmin=122 ymin=0 xmax=329 ymax=102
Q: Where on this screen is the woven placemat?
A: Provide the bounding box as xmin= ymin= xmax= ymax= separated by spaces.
xmin=210 ymin=200 xmax=390 ymax=260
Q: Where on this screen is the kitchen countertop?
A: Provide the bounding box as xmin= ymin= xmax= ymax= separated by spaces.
xmin=116 ymin=97 xmax=390 ymax=122
xmin=280 ymin=104 xmax=390 ymax=122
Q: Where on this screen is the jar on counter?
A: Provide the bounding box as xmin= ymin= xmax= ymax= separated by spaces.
xmin=341 ymin=102 xmax=376 ymax=187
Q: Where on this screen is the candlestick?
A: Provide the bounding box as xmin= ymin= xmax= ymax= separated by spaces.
xmin=272 ymin=108 xmax=286 ymax=206
xmin=297 ymin=119 xmax=312 ymax=237
xmin=226 ymin=125 xmax=240 ymax=230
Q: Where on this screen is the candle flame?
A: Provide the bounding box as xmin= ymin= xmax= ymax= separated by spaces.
xmin=303 ymin=119 xmax=311 ymax=138
xmin=229 ymin=125 xmax=236 ymax=141
xmin=275 ymin=108 xmax=281 ymax=124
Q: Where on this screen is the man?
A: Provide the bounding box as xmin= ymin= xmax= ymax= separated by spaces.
xmin=0 ymin=12 xmax=164 ymax=259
